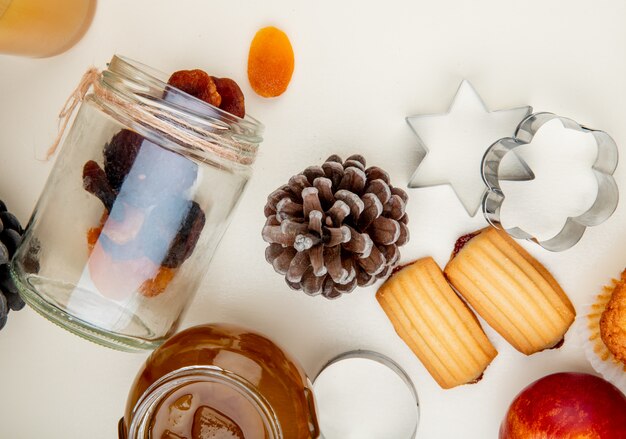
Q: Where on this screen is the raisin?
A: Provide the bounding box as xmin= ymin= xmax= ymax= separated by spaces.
xmin=83 ymin=160 xmax=116 ymax=211
xmin=104 ymin=129 xmax=144 ymax=191
xmin=168 ymin=69 xmax=221 ymax=107
xmin=212 ymin=77 xmax=245 ymax=118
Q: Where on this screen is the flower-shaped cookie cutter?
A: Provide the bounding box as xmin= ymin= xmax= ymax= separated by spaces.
xmin=482 ymin=112 xmax=619 ymax=251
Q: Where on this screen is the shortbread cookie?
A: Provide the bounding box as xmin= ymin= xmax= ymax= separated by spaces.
xmin=444 ymin=227 xmax=575 ymax=355
xmin=376 ymin=257 xmax=497 ymax=389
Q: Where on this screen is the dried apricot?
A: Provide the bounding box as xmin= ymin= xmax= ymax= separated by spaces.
xmin=168 ymin=69 xmax=221 ymax=107
xmin=248 ymin=26 xmax=294 ymax=97
xmin=87 ymin=226 xmax=102 ymax=252
xmin=212 ymin=77 xmax=245 ymax=118
xmin=86 ymin=212 xmax=108 ymax=253
xmin=139 ymin=266 xmax=176 ymax=298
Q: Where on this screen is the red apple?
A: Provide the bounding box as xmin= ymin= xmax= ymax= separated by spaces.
xmin=500 ymin=372 xmax=626 ymax=438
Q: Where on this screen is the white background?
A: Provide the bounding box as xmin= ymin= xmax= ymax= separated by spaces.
xmin=1 ymin=1 xmax=626 ymax=437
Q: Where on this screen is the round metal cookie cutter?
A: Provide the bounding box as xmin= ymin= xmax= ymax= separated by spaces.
xmin=313 ymin=350 xmax=420 ymax=439
xmin=481 ymin=112 xmax=619 ymax=251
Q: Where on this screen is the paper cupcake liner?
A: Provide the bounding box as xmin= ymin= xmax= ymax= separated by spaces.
xmin=578 ymin=279 xmax=626 ymax=394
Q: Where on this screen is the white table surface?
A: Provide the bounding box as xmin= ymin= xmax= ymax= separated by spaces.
xmin=1 ymin=1 xmax=626 ymax=437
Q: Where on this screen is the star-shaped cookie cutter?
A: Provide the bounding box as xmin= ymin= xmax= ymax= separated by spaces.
xmin=482 ymin=112 xmax=619 ymax=251
xmin=406 ymin=80 xmax=534 ymax=216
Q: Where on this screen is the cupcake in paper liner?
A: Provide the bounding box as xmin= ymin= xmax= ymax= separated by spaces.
xmin=579 ymin=269 xmax=626 ymax=394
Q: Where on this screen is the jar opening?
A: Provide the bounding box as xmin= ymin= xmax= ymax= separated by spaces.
xmin=126 ymin=366 xmax=282 ymax=439
xmin=97 ymin=55 xmax=263 ymax=168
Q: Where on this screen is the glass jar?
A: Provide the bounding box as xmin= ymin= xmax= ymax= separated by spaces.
xmin=11 ymin=55 xmax=263 ymax=351
xmin=120 ymin=324 xmax=319 ymax=439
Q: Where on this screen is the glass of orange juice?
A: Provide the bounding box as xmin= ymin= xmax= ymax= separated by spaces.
xmin=0 ymin=0 xmax=96 ymax=57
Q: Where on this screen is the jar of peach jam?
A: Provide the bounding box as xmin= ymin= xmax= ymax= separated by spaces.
xmin=119 ymin=324 xmax=320 ymax=439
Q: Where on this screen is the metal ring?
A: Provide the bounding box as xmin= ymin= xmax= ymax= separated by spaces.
xmin=313 ymin=350 xmax=420 ymax=439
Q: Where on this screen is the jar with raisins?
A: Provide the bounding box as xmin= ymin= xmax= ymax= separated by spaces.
xmin=10 ymin=55 xmax=263 ymax=351
xmin=119 ymin=324 xmax=319 ymax=439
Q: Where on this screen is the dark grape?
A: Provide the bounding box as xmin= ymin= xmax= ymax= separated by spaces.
xmin=0 ymin=242 xmax=8 ymax=266
xmin=0 ymin=211 xmax=22 ymax=234
xmin=0 ymin=200 xmax=25 ymax=330
xmin=4 ymin=291 xmax=24 ymax=312
xmin=1 ymin=229 xmax=21 ymax=255
xmin=0 ymin=265 xmax=17 ymax=296
xmin=0 ymin=293 xmax=7 ymax=330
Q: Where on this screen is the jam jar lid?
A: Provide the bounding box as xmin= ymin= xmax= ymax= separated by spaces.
xmin=313 ymin=350 xmax=420 ymax=439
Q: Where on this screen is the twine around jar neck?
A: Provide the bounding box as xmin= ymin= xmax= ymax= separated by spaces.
xmin=48 ymin=67 xmax=260 ymax=165
xmin=47 ymin=67 xmax=101 ymax=159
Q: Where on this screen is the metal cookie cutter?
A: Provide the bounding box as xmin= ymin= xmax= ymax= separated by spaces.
xmin=407 ymin=80 xmax=534 ymax=217
xmin=313 ymin=350 xmax=420 ymax=439
xmin=482 ymin=112 xmax=619 ymax=251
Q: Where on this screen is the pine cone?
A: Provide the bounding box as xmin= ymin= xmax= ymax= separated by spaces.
xmin=0 ymin=200 xmax=25 ymax=330
xmin=262 ymin=154 xmax=410 ymax=299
